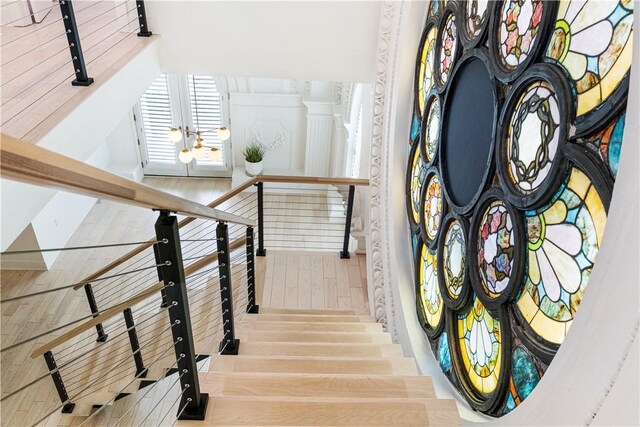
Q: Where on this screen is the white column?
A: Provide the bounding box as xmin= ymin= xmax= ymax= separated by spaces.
xmin=302 ymin=100 xmax=334 ymax=176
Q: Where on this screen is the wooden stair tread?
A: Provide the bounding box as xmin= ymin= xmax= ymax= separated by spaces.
xmin=201 ymin=372 xmax=436 ymax=398
xmin=259 ymin=308 xmax=370 ymax=316
xmin=238 ymin=342 xmax=403 ymax=358
xmin=209 ymin=355 xmax=418 ymax=376
xmin=175 ymin=396 xmax=460 ymax=426
xmin=249 ymin=314 xmax=374 ymax=323
xmin=237 ymin=321 xmax=383 ymax=333
xmin=237 ymin=330 xmax=392 ymax=344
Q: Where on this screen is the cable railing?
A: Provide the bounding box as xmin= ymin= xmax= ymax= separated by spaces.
xmin=0 ymin=134 xmax=368 ymax=425
xmin=0 ymin=0 xmax=153 ymax=130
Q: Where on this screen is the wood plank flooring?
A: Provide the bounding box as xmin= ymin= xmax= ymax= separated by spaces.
xmin=0 ymin=0 xmax=155 ymax=142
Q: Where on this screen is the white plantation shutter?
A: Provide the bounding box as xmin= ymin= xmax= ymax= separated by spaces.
xmin=187 ymin=75 xmax=225 ymax=166
xmin=139 ymin=74 xmax=178 ymax=166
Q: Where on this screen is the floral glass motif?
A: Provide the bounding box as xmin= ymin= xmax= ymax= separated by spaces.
xmin=467 ymin=0 xmax=489 ymax=37
xmin=418 ymin=26 xmax=439 ymax=114
xmin=410 ymin=147 xmax=427 ymax=224
xmin=499 ymin=0 xmax=544 ymax=69
xmin=477 ymin=201 xmax=516 ymax=297
xmin=424 ymin=174 xmax=444 ymax=241
xmin=443 ymin=220 xmax=466 ymax=299
xmin=547 ymin=0 xmax=634 ymax=118
xmin=420 ymin=245 xmax=444 ymax=329
xmin=425 ymin=97 xmax=441 ymax=162
xmin=583 ymin=112 xmax=626 ymax=178
xmin=458 ymin=296 xmax=503 ymax=395
xmin=517 ymin=167 xmax=607 ymax=344
xmin=506 ymin=81 xmax=561 ymax=194
xmin=439 ymin=13 xmax=459 ymax=85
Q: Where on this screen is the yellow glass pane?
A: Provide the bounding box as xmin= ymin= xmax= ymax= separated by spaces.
xmin=567 ymin=168 xmax=590 ymax=199
xmin=586 ymin=185 xmax=607 ymax=245
xmin=530 ymin=311 xmax=566 ymax=344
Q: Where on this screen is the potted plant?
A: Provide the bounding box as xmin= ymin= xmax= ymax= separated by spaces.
xmin=242 ymin=142 xmax=266 ymax=176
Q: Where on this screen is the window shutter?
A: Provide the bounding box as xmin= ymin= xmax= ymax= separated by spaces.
xmin=188 ymin=75 xmax=225 ymax=165
xmin=139 ymin=74 xmax=176 ymax=165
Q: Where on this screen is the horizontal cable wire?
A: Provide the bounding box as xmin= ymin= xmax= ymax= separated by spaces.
xmin=133 ymin=369 xmax=187 ymax=427
xmin=76 ymin=0 xmax=127 ymax=30
xmin=0 ymin=239 xmax=164 ymax=255
xmin=0 ymin=2 xmax=59 ymax=26
xmin=31 ymin=331 xmax=180 ymax=426
xmin=157 ymin=386 xmax=188 ymax=427
xmin=84 ymin=17 xmax=140 ymax=66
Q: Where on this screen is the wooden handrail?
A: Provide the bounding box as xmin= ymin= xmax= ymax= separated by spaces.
xmin=0 ymin=134 xmax=253 ymax=226
xmin=32 ymin=236 xmax=247 ymax=358
xmin=76 ymin=175 xmax=368 ymax=286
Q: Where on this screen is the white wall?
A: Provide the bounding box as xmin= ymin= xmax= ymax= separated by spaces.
xmin=146 ymin=1 xmax=380 ymax=83
xmin=380 ymin=1 xmax=640 ymax=425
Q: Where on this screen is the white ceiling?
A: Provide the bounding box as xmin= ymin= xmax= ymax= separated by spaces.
xmin=146 ymin=1 xmax=381 ymax=83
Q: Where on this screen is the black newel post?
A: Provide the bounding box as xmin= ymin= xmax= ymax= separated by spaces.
xmin=255 ymin=182 xmax=266 ymax=256
xmin=154 ymin=211 xmax=208 ymax=420
xmin=83 ymin=283 xmax=108 ymax=342
xmin=245 ymin=226 xmax=259 ymax=314
xmin=216 ymin=222 xmax=240 ymax=354
xmin=135 ymin=0 xmax=152 ymax=37
xmin=43 ymin=351 xmax=75 ymax=413
xmin=58 ymin=0 xmax=93 ymax=86
xmin=340 ymin=185 xmax=356 ymax=259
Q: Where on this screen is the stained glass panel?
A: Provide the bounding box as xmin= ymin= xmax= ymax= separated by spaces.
xmin=439 ymin=12 xmax=459 ymax=85
xmin=424 ymin=96 xmax=441 ymax=162
xmin=410 ymin=146 xmax=427 ymax=225
xmin=457 ymin=296 xmax=502 ymax=395
xmin=582 ymin=112 xmax=626 ymax=178
xmin=477 ymin=201 xmax=516 ymax=298
xmin=547 ymin=0 xmax=633 ymax=119
xmin=504 ymin=346 xmax=541 ymax=413
xmin=498 ymin=0 xmax=545 ymax=70
xmin=418 ymin=25 xmax=438 ymax=114
xmin=506 ymin=81 xmax=561 ymax=194
xmin=423 ymin=173 xmax=444 ymax=241
xmin=443 ymin=220 xmax=466 ymax=300
xmin=467 ymin=0 xmax=489 ymax=37
xmin=420 ymin=245 xmax=444 ymax=329
xmin=517 ymin=167 xmax=607 ymax=344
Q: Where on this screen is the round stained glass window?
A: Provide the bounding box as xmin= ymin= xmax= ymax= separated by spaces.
xmin=421 ymin=170 xmax=445 ymax=245
xmin=420 ymin=94 xmax=441 ymax=164
xmin=406 ymin=0 xmax=628 ymax=416
xmin=416 ymin=23 xmax=439 ymax=115
xmin=437 ymin=10 xmax=460 ymax=87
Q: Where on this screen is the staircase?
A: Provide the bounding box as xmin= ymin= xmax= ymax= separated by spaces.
xmin=185 ymin=307 xmax=461 ymax=427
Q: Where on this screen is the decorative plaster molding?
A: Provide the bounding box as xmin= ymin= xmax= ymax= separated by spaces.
xmin=369 ymin=0 xmax=403 ymax=340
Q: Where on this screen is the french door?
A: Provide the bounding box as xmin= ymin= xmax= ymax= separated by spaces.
xmin=135 ymin=74 xmax=232 ymax=177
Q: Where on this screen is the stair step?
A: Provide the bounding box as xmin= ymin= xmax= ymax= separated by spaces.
xmin=238 ymin=342 xmax=403 ymax=358
xmin=178 ymin=396 xmax=460 ymax=426
xmin=237 ymin=321 xmax=383 ymax=333
xmin=201 ymin=372 xmax=436 ymax=399
xmin=209 ymin=355 xmax=418 ymax=376
xmin=250 ymin=314 xmax=374 ymax=323
xmin=237 ymin=330 xmax=392 ymax=344
xmin=259 ymin=307 xmax=370 ymax=316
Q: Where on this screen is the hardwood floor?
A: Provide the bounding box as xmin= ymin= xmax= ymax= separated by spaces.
xmin=0 ymin=176 xmax=374 ymax=426
xmin=0 ymin=0 xmax=155 ymax=142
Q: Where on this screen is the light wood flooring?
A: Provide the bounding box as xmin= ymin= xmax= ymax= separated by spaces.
xmin=0 ymin=0 xmax=155 ymax=142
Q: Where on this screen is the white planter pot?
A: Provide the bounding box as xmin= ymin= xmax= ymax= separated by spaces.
xmin=245 ymin=160 xmax=263 ymax=176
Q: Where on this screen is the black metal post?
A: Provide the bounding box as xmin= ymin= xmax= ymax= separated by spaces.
xmin=255 ymin=182 xmax=266 ymax=256
xmin=135 ymin=0 xmax=152 ymax=37
xmin=245 ymin=226 xmax=259 ymax=314
xmin=340 ymin=185 xmax=356 ymax=259
xmin=83 ymin=284 xmax=108 ymax=342
xmin=43 ymin=351 xmax=75 ymax=413
xmin=155 ymin=211 xmax=208 ymax=421
xmin=58 ymin=0 xmax=94 ymax=86
xmin=153 ymin=243 xmax=169 ymax=307
xmin=123 ymin=308 xmax=147 ymax=377
xmin=216 ymin=222 xmax=240 ymax=354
